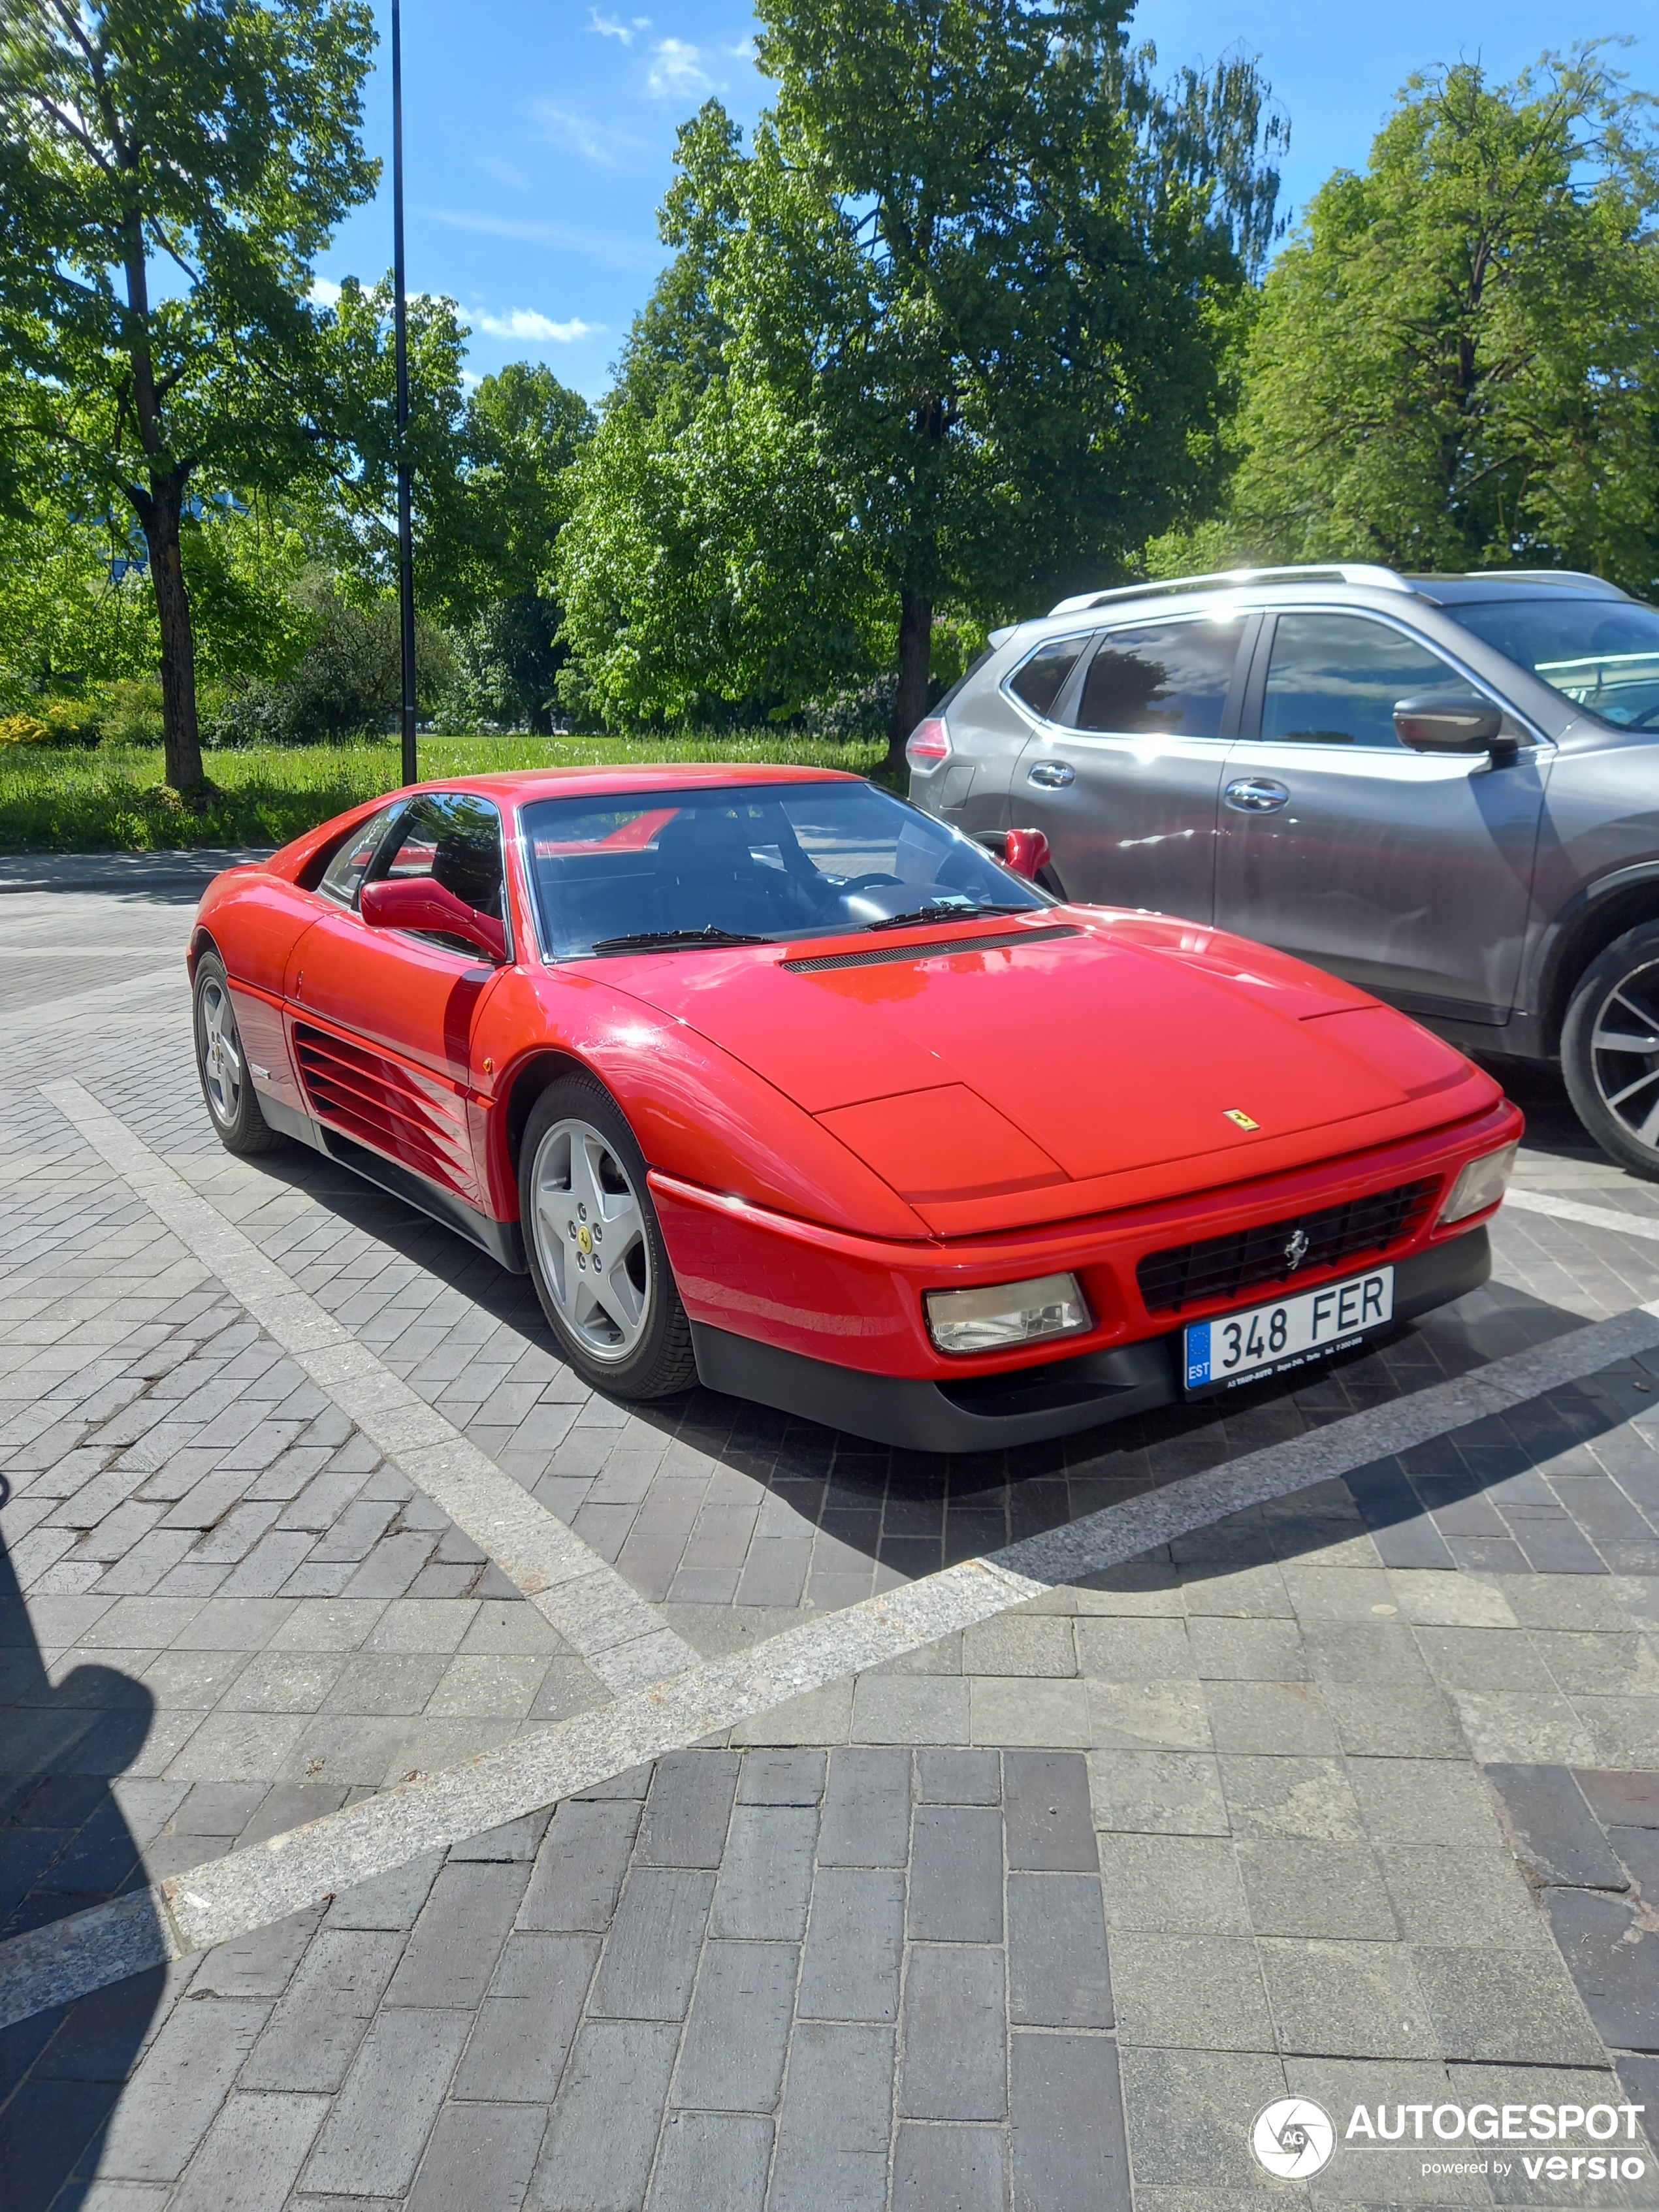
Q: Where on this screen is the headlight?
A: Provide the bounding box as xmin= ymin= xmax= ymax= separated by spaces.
xmin=1438 ymin=1143 xmax=1518 ymax=1227
xmin=925 ymin=1272 xmax=1091 ymax=1354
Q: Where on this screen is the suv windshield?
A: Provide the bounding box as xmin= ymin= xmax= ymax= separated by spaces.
xmin=521 ymin=780 xmax=1046 ymax=959
xmin=1447 ymin=598 xmax=1659 ymax=730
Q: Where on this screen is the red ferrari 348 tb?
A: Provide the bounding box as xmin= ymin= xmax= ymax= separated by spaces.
xmin=190 ymin=767 xmax=1521 ymax=1450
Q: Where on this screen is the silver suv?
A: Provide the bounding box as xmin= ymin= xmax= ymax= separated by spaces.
xmin=907 ymin=564 xmax=1659 ymax=1177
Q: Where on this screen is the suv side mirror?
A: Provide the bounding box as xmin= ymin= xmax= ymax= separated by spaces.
xmin=1394 ymin=692 xmax=1506 ymax=753
xmin=361 ymin=875 xmax=507 ymax=961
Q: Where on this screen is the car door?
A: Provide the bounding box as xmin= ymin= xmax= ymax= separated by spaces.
xmin=1214 ymin=608 xmax=1551 ymax=1023
xmin=1014 ymin=611 xmax=1253 ymax=920
xmin=286 ymin=792 xmax=510 ymax=1205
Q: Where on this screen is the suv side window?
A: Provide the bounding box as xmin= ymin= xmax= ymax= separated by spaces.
xmin=317 ymin=802 xmax=405 ymax=907
xmin=1005 ymin=633 xmax=1090 ymax=719
xmin=1071 ymin=618 xmax=1240 ymax=737
xmin=1260 ymin=612 xmax=1483 ymax=750
xmin=375 ymin=792 xmax=508 ymax=951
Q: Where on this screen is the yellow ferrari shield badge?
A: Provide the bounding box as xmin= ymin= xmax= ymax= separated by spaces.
xmin=1223 ymin=1108 xmax=1260 ymax=1130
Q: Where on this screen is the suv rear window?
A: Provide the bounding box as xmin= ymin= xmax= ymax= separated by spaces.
xmin=1447 ymin=598 xmax=1659 ymax=730
xmin=1007 ymin=635 xmax=1089 ymax=718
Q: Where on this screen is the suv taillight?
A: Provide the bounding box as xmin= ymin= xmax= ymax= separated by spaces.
xmin=906 ymin=716 xmax=950 ymax=770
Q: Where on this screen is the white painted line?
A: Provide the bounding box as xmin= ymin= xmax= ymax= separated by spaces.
xmin=5 ymin=1298 xmax=1655 ymax=2028
xmin=42 ymin=1081 xmax=698 ymax=1695
xmin=1504 ymin=1185 xmax=1659 ymax=1245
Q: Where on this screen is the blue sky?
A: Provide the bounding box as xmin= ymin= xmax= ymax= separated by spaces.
xmin=315 ymin=1 xmax=1651 ymax=404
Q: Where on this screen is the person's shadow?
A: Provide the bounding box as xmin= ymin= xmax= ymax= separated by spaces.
xmin=0 ymin=1498 xmax=167 ymax=2211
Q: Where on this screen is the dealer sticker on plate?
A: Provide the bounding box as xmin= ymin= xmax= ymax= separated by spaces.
xmin=1184 ymin=1266 xmax=1394 ymax=1398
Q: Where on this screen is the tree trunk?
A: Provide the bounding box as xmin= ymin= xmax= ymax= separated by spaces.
xmin=140 ymin=475 xmax=208 ymax=796
xmin=886 ymin=587 xmax=933 ymax=778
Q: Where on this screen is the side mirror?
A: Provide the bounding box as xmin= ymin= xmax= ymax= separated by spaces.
xmin=360 ymin=875 xmax=507 ymax=962
xmin=1003 ymin=826 xmax=1052 ymax=882
xmin=1394 ymin=692 xmax=1507 ymax=753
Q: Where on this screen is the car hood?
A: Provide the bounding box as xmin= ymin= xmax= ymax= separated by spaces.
xmin=604 ymin=910 xmax=1502 ymax=1232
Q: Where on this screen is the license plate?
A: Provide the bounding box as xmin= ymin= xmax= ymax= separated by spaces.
xmin=1183 ymin=1266 xmax=1394 ymax=1398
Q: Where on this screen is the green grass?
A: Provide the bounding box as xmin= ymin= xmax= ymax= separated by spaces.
xmin=0 ymin=732 xmax=892 ymax=853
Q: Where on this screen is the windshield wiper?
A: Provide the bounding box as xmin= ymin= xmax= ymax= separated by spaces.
xmin=863 ymin=901 xmax=1033 ymax=933
xmin=588 ymin=925 xmax=773 ymax=954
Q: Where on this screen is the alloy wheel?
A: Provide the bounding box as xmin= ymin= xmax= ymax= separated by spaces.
xmin=529 ymin=1117 xmax=652 ymax=1361
xmin=197 ymin=974 xmax=244 ymax=1128
xmin=1589 ymin=961 xmax=1659 ymax=1151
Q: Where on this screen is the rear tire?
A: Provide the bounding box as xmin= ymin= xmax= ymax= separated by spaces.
xmin=193 ymin=951 xmax=283 ymax=1155
xmin=519 ymin=1075 xmax=697 ymax=1398
xmin=1562 ymin=922 xmax=1659 ymax=1180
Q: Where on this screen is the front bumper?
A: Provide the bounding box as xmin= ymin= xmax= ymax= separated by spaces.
xmin=690 ymin=1226 xmax=1491 ymax=1451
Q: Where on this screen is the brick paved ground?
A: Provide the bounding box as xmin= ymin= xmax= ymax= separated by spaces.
xmin=3 ymin=868 xmax=1659 ymax=2209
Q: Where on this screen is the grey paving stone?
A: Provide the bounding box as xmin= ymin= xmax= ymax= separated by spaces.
xmin=768 ymin=2021 xmax=895 ymax=2212
xmin=899 ymin=1944 xmax=1007 ymax=2121
xmin=1093 ymin=1833 xmax=1251 ymax=1934
xmin=1110 ymin=1931 xmax=1274 ymax=2052
xmin=1257 ymin=1936 xmax=1437 ymax=2059
xmin=169 ymin=2090 xmax=327 ymax=2212
xmin=186 ymin=1904 xmax=325 ymax=1998
xmin=1483 ymin=1762 xmax=1630 ymax=1887
xmin=635 ymin=1750 xmax=738 ymax=1867
xmin=909 ymin=1804 xmax=1004 ymax=1942
xmin=797 ymin=1867 xmax=905 ymax=2023
xmin=703 ymin=1800 xmax=818 ymax=1940
xmin=1115 ymin=2045 xmax=1287 ymax=2189
xmin=519 ymin=1801 xmax=641 ymax=1932
xmin=1375 ymin=1843 xmax=1553 ymax=1951
xmin=1007 ymin=1870 xmax=1112 ymax=2028
xmin=453 ymin=1934 xmax=600 ymax=2102
xmin=587 ymin=1866 xmax=715 ymax=2021
xmin=647 ymin=2112 xmax=771 ymax=2212
xmin=298 ymin=2008 xmax=473 ymax=2196
xmin=890 ymin=2121 xmax=1008 ymax=2212
xmin=1009 ymin=2031 xmax=1131 ymax=2212
xmin=850 ymin=1673 xmax=969 ymax=1743
xmin=916 ymin=1748 xmax=1001 ymax=1804
xmin=96 ymin=1998 xmax=268 ymax=2183
xmin=1412 ymin=1943 xmax=1607 ymax=2063
xmin=816 ymin=1747 xmax=911 ymax=1867
xmin=406 ymin=2099 xmax=549 ymax=2212
xmin=1234 ymin=1838 xmax=1399 ymax=1940
xmin=241 ymin=1929 xmax=411 ymax=2092
xmin=734 ymin=1748 xmax=824 ymax=1804
xmin=385 ymin=1862 xmax=532 ymax=2008
xmin=1203 ymin=1678 xmax=1340 ymax=1757
xmin=1184 ymin=1614 xmax=1308 ymax=1681
xmin=532 ymin=2019 xmax=679 ymax=2212
xmin=671 ymin=1938 xmax=799 ymax=2112
xmin=1543 ymin=1888 xmax=1659 ymax=2053
xmin=1087 ymin=1748 xmax=1229 ymax=1836
xmin=1317 ymin=1677 xmax=1468 ymax=1758
xmin=1003 ymin=1751 xmax=1097 ymax=1871
xmin=1219 ymin=1754 xmax=1367 ymax=1844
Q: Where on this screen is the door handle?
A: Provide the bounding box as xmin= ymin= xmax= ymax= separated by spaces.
xmin=1224 ymin=777 xmax=1290 ymax=813
xmin=1027 ymin=761 xmax=1075 ymax=788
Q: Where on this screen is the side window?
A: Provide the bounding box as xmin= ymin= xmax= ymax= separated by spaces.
xmin=1261 ymin=613 xmax=1483 ymax=750
xmin=378 ymin=793 xmax=507 ymax=945
xmin=1005 ymin=634 xmax=1088 ymax=719
xmin=1072 ymin=619 xmax=1240 ymax=737
xmin=317 ymin=803 xmax=403 ymax=906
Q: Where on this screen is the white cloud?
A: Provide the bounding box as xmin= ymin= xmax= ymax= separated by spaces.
xmin=532 ymin=104 xmax=642 ymax=167
xmin=309 ymin=276 xmax=342 ymax=307
xmin=476 ymin=309 xmax=599 ymax=343
xmin=647 ymin=37 xmax=713 ymax=97
xmin=725 ymin=37 xmax=757 ymax=58
xmin=588 ymin=6 xmax=648 ymax=41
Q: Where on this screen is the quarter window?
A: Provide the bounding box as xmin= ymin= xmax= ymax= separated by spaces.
xmin=318 ymin=803 xmax=404 ymax=907
xmin=1072 ymin=619 xmax=1240 ymax=737
xmin=1261 ymin=613 xmax=1482 ymax=750
xmin=1007 ymin=635 xmax=1089 ymax=719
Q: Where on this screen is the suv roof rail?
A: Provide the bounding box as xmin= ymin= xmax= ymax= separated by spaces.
xmin=1047 ymin=563 xmax=1413 ymax=617
xmin=1455 ymin=568 xmax=1631 ymax=600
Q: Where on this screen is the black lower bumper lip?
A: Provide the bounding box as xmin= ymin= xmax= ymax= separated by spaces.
xmin=689 ymin=1226 xmax=1492 ymax=1453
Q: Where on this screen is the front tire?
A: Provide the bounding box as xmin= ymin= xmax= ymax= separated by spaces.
xmin=1562 ymin=923 xmax=1659 ymax=1180
xmin=193 ymin=951 xmax=283 ymax=1155
xmin=519 ymin=1076 xmax=697 ymax=1398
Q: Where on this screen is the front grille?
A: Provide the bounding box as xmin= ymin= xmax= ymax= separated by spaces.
xmin=782 ymin=925 xmax=1080 ymax=974
xmin=1136 ymin=1176 xmax=1439 ymax=1316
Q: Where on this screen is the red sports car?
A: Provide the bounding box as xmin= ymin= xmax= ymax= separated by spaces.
xmin=189 ymin=766 xmax=1521 ymax=1451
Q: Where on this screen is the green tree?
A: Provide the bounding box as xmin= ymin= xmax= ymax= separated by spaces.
xmin=560 ymin=9 xmax=1285 ymax=760
xmin=0 ymin=0 xmax=378 ymax=793
xmin=1227 ymin=47 xmax=1659 ymax=591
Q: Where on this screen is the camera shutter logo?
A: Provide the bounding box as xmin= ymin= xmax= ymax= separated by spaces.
xmin=1251 ymin=2098 xmax=1336 ymax=2180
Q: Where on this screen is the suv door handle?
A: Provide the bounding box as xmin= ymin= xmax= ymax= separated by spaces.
xmin=1027 ymin=761 xmax=1075 ymax=788
xmin=1225 ymin=777 xmax=1290 ymax=813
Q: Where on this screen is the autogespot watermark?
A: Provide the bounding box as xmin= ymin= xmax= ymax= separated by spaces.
xmin=1249 ymin=2099 xmax=1649 ymax=2187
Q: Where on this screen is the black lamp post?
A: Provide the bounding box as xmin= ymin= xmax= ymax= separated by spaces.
xmin=392 ymin=0 xmax=417 ymax=788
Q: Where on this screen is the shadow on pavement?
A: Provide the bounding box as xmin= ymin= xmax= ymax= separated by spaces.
xmin=0 ymin=1509 xmax=167 ymax=2211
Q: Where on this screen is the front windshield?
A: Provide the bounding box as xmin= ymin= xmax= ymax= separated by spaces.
xmin=521 ymin=779 xmax=1047 ymax=959
xmin=1447 ymin=598 xmax=1659 ymax=730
